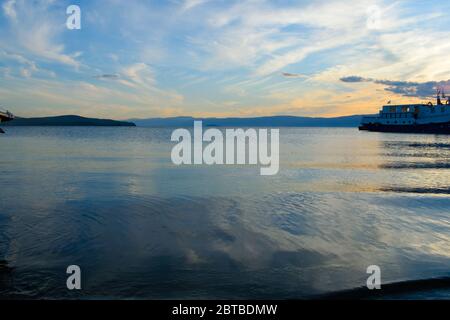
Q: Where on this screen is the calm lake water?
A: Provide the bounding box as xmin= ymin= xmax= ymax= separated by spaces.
xmin=1 ymin=127 xmax=449 ymax=299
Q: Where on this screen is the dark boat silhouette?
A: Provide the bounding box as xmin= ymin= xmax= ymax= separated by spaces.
xmin=0 ymin=109 xmax=14 ymax=133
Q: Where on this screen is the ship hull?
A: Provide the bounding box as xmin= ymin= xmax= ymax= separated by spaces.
xmin=359 ymin=121 xmax=450 ymax=134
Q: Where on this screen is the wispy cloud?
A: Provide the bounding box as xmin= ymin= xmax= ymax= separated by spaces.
xmin=180 ymin=0 xmax=209 ymax=11
xmin=1 ymin=0 xmax=80 ymax=67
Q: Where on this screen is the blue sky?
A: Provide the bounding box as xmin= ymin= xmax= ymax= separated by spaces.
xmin=1 ymin=0 xmax=450 ymax=119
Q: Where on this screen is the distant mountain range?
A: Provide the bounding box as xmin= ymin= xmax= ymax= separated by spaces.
xmin=128 ymin=115 xmax=366 ymax=127
xmin=2 ymin=114 xmax=368 ymax=127
xmin=3 ymin=115 xmax=136 ymax=127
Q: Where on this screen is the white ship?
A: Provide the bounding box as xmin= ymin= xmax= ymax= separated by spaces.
xmin=359 ymin=88 xmax=450 ymax=134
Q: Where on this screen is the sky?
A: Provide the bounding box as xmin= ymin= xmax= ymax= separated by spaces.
xmin=1 ymin=0 xmax=450 ymax=119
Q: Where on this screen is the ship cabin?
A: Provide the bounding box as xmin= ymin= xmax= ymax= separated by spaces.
xmin=362 ymin=102 xmax=450 ymax=126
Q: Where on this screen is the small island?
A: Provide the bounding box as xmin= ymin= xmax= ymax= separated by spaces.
xmin=3 ymin=115 xmax=136 ymax=127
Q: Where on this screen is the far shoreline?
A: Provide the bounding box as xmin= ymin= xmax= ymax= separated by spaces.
xmin=3 ymin=114 xmax=372 ymax=128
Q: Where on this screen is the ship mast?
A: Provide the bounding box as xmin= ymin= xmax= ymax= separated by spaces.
xmin=436 ymin=88 xmax=442 ymax=105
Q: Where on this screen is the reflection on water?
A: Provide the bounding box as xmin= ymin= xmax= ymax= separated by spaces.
xmin=0 ymin=127 xmax=449 ymax=299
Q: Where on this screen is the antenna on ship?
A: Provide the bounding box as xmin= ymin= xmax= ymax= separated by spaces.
xmin=436 ymin=87 xmax=443 ymax=105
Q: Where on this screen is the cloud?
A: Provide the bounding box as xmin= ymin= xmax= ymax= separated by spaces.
xmin=194 ymin=0 xmax=377 ymax=76
xmin=121 ymin=63 xmax=156 ymax=88
xmin=0 ymin=50 xmax=42 ymax=78
xmin=2 ymin=0 xmax=16 ymax=19
xmin=181 ymin=0 xmax=209 ymax=11
xmin=1 ymin=0 xmax=80 ymax=67
xmin=3 ymin=0 xmax=450 ymax=118
xmin=340 ymin=76 xmax=370 ymax=83
xmin=340 ymin=76 xmax=450 ymax=98
xmin=281 ymin=72 xmax=306 ymax=78
xmin=94 ymin=74 xmax=120 ymax=80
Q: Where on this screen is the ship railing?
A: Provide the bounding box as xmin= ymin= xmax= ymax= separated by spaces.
xmin=361 ymin=115 xmax=379 ymax=124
